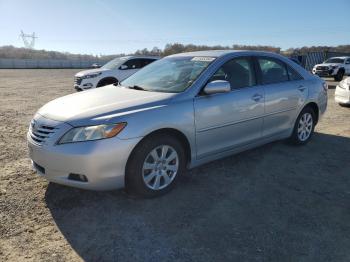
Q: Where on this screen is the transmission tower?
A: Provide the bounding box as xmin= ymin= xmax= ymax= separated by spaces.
xmin=19 ymin=30 xmax=38 ymax=49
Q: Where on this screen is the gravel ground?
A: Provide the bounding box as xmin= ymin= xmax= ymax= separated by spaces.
xmin=0 ymin=69 xmax=350 ymax=262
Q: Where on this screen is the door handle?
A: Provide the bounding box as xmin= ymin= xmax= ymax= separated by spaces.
xmin=252 ymin=94 xmax=263 ymax=102
xmin=298 ymin=85 xmax=306 ymax=92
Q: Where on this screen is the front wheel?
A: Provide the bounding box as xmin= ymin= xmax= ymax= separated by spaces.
xmin=289 ymin=107 xmax=316 ymax=145
xmin=96 ymin=78 xmax=118 ymax=88
xmin=125 ymin=135 xmax=186 ymax=197
xmin=334 ymin=70 xmax=344 ymax=81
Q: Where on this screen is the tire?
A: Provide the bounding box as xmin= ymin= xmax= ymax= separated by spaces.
xmin=334 ymin=69 xmax=344 ymax=81
xmin=339 ymin=103 xmax=350 ymax=108
xmin=289 ymin=107 xmax=316 ymax=145
xmin=125 ymin=134 xmax=186 ymax=197
xmin=96 ymin=78 xmax=118 ymax=88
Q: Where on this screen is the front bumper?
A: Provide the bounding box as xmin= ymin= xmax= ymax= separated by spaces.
xmin=28 ymin=133 xmax=142 ymax=190
xmin=312 ymin=68 xmax=337 ymax=77
xmin=335 ymin=85 xmax=350 ymax=104
xmin=74 ymin=77 xmax=99 ymax=91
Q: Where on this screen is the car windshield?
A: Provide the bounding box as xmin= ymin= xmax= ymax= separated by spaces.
xmin=120 ymin=56 xmax=215 ymax=93
xmin=102 ymin=57 xmax=128 ymax=70
xmin=325 ymin=58 xmax=344 ymax=64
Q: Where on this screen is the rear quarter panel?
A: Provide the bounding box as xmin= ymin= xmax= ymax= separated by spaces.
xmin=304 ymin=77 xmax=327 ymax=119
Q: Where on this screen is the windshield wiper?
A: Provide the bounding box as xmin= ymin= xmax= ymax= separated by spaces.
xmin=127 ymin=85 xmax=146 ymax=91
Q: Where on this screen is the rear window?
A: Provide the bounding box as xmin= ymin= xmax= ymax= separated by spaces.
xmin=287 ymin=65 xmax=303 ymax=81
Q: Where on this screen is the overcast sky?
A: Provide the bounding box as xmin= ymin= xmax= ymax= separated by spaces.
xmin=0 ymin=0 xmax=349 ymax=55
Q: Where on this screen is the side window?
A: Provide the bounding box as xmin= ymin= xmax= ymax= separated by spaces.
xmin=209 ymin=57 xmax=256 ymax=90
xmin=346 ymin=59 xmax=350 ymax=64
xmin=258 ymin=57 xmax=288 ymax=84
xmin=140 ymin=59 xmax=155 ymax=68
xmin=122 ymin=59 xmax=141 ymax=70
xmin=287 ymin=65 xmax=303 ymax=81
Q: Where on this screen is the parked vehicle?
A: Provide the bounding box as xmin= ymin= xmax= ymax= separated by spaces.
xmin=74 ymin=56 xmax=159 ymax=91
xmin=312 ymin=56 xmax=350 ymax=81
xmin=91 ymin=63 xmax=102 ymax=68
xmin=28 ymin=50 xmax=328 ymax=197
xmin=335 ymin=77 xmax=350 ymax=106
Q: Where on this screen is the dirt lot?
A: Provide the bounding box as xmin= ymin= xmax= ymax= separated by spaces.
xmin=0 ymin=69 xmax=350 ymax=262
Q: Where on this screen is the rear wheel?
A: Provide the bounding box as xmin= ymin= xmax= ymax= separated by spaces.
xmin=289 ymin=107 xmax=316 ymax=145
xmin=334 ymin=69 xmax=344 ymax=81
xmin=125 ymin=135 xmax=186 ymax=197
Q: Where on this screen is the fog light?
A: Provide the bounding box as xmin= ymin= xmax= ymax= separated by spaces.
xmin=68 ymin=173 xmax=88 ymax=182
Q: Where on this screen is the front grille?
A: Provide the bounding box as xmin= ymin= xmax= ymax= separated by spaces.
xmin=29 ymin=121 xmax=57 ymax=145
xmin=316 ymin=66 xmax=329 ymax=71
xmin=74 ymin=77 xmax=82 ymax=85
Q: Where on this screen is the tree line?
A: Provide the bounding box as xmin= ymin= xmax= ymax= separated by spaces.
xmin=1 ymin=44 xmax=350 ymax=61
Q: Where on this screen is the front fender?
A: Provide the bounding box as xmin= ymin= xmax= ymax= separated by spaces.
xmin=115 ymin=99 xmax=196 ymax=161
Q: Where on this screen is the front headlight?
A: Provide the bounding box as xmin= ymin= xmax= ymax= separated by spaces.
xmin=331 ymin=65 xmax=339 ymax=69
xmin=58 ymin=123 xmax=126 ymax=144
xmin=339 ymin=80 xmax=349 ymax=90
xmin=82 ymin=72 xmax=102 ymax=79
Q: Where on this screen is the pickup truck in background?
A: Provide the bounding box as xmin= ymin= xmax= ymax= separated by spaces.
xmin=312 ymin=56 xmax=350 ymax=81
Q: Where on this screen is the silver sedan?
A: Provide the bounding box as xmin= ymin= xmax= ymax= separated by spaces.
xmin=27 ymin=50 xmax=328 ymax=197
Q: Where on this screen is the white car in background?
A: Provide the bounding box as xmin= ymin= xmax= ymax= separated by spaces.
xmin=312 ymin=57 xmax=350 ymax=81
xmin=74 ymin=56 xmax=159 ymax=91
xmin=335 ymin=77 xmax=350 ymax=106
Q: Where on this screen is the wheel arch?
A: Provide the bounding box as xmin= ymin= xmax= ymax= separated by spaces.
xmin=97 ymin=77 xmax=118 ymax=87
xmin=126 ymin=128 xmax=192 ymax=170
xmin=303 ymin=102 xmax=319 ymax=124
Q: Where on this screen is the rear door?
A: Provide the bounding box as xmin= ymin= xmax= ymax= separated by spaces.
xmin=256 ymin=56 xmax=307 ymax=137
xmin=194 ymin=56 xmax=264 ymax=159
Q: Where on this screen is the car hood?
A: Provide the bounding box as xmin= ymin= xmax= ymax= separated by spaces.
xmin=38 ymin=86 xmax=175 ymax=125
xmin=75 ymin=68 xmax=110 ymax=77
xmin=314 ymin=63 xmax=342 ymax=68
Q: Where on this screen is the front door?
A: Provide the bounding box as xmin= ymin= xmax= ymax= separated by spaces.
xmin=194 ymin=57 xmax=264 ymax=159
xmin=118 ymin=59 xmax=141 ymax=81
xmin=345 ymin=58 xmax=350 ymax=75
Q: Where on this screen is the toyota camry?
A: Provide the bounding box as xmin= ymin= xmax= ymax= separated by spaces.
xmin=28 ymin=50 xmax=328 ymax=197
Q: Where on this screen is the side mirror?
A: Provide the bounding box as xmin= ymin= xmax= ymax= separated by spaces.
xmin=203 ymin=80 xmax=231 ymax=95
xmin=345 ymin=61 xmax=350 ymax=64
xmin=120 ymin=64 xmax=128 ymax=70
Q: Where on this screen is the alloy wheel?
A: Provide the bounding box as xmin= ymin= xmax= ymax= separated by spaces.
xmin=142 ymin=145 xmax=179 ymax=190
xmin=297 ymin=112 xmax=313 ymax=141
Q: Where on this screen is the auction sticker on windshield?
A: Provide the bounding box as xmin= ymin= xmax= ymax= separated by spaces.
xmin=191 ymin=57 xmax=216 ymax=62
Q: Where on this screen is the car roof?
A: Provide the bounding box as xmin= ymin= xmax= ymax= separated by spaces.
xmin=168 ymin=50 xmax=282 ymax=58
xmin=123 ymin=55 xmax=160 ymax=60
